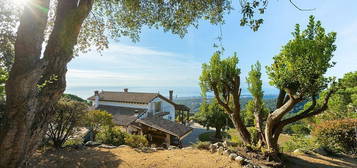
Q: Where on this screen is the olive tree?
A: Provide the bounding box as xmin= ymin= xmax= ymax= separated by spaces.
xmin=200 ymin=16 xmax=337 ymax=159
xmin=47 ymin=98 xmax=88 ymax=148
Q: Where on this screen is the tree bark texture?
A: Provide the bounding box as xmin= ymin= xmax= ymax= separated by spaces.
xmin=0 ymin=0 xmax=93 ymax=167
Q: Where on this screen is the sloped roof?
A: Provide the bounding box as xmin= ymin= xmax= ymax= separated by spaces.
xmin=175 ymin=104 xmax=190 ymax=111
xmin=88 ymin=91 xmax=159 ymax=104
xmin=136 ymin=117 xmax=193 ymax=138
xmin=96 ymin=105 xmax=146 ymax=126
xmin=88 ymin=91 xmax=190 ymax=111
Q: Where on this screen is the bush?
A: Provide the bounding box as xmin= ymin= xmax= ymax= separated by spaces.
xmin=312 ymin=119 xmax=357 ymax=155
xmin=124 ymin=134 xmax=148 ymax=148
xmin=63 ymin=137 xmax=83 ymax=147
xmin=226 ymin=127 xmax=258 ymax=146
xmin=46 ymin=98 xmax=88 ymax=148
xmin=198 ymin=131 xmax=229 ymax=142
xmin=283 ymin=122 xmax=311 ymax=135
xmin=193 ymin=141 xmax=211 ymax=150
xmin=281 ymin=135 xmax=317 ymax=152
xmin=97 ymin=126 xmax=126 ymax=146
xmin=226 ymin=129 xmax=244 ymax=147
xmin=83 ymin=110 xmax=113 ymax=141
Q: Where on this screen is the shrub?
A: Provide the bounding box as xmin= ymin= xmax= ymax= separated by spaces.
xmin=284 ymin=122 xmax=311 ymax=135
xmin=46 ymin=98 xmax=88 ymax=148
xmin=198 ymin=131 xmax=229 ymax=142
xmin=226 ymin=129 xmax=244 ymax=147
xmin=281 ymin=135 xmax=317 ymax=152
xmin=247 ymin=127 xmax=259 ymax=145
xmin=193 ymin=141 xmax=211 ymax=150
xmin=97 ymin=126 xmax=126 ymax=146
xmin=312 ymin=119 xmax=357 ymax=155
xmin=83 ymin=110 xmax=113 ymax=141
xmin=226 ymin=127 xmax=258 ymax=146
xmin=124 ymin=134 xmax=148 ymax=148
xmin=63 ymin=137 xmax=83 ymax=147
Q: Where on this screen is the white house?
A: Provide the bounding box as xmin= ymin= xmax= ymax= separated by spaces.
xmin=87 ymin=89 xmax=192 ymax=147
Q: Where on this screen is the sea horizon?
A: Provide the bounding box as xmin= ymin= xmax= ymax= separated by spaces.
xmin=65 ymin=86 xmax=279 ymax=100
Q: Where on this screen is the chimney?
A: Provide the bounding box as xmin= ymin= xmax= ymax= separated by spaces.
xmin=169 ymin=90 xmax=173 ymax=101
xmin=124 ymin=88 xmax=128 ymax=92
xmin=94 ymin=90 xmax=99 ymax=108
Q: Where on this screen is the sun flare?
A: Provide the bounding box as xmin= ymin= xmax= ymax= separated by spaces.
xmin=13 ymin=0 xmax=30 ymax=6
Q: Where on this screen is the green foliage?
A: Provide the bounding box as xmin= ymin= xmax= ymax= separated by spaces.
xmin=193 ymin=141 xmax=211 ymax=150
xmin=283 ymin=122 xmax=311 ymax=135
xmin=247 ymin=61 xmax=263 ymax=102
xmin=63 ymin=93 xmax=88 ymax=104
xmin=63 ymin=137 xmax=83 ymax=147
xmin=244 ymin=61 xmax=269 ymax=127
xmin=282 ymin=135 xmax=317 ymax=152
xmin=266 ymin=15 xmax=336 ymax=98
xmin=316 ymin=71 xmax=357 ymax=122
xmin=83 ymin=110 xmax=113 ymax=138
xmin=226 ymin=127 xmax=258 ymax=146
xmin=76 ymin=0 xmax=233 ymax=54
xmin=200 ymin=51 xmax=240 ymax=99
xmin=47 ymin=98 xmax=88 ymax=148
xmin=198 ymin=131 xmax=229 ymax=142
xmin=97 ymin=126 xmax=148 ymax=147
xmin=0 ymin=67 xmax=7 ymax=99
xmin=97 ymin=126 xmax=126 ymax=146
xmin=124 ymin=134 xmax=148 ymax=148
xmin=194 ymin=98 xmax=230 ymax=139
xmin=239 ymin=0 xmax=268 ymax=31
xmin=312 ymin=119 xmax=357 ymax=155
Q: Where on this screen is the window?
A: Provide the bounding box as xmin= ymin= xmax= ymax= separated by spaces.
xmin=155 ymin=101 xmax=161 ymax=112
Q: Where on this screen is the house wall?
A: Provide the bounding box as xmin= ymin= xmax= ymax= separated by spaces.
xmin=147 ymin=97 xmax=175 ymax=121
xmin=93 ymin=95 xmax=175 ymax=121
xmin=97 ymin=101 xmax=148 ymax=109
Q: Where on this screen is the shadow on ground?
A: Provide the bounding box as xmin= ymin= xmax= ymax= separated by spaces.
xmin=284 ymin=153 xmax=357 ymax=168
xmin=28 ymin=147 xmax=122 ymax=168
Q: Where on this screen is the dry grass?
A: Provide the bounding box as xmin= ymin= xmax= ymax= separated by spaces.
xmin=29 ymin=145 xmax=357 ymax=168
xmin=29 ymin=146 xmax=243 ymax=168
xmin=285 ymin=152 xmax=357 ymax=168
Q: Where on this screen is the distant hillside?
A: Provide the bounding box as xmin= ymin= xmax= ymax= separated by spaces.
xmin=174 ymin=95 xmax=306 ymax=114
xmin=174 ymin=95 xmax=277 ymax=113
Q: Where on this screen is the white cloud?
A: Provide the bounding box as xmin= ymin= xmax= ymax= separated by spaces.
xmin=67 ymin=43 xmax=202 ymax=88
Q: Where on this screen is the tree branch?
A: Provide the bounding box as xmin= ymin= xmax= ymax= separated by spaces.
xmin=289 ymin=0 xmax=315 ymax=11
xmin=276 ymin=89 xmax=286 ymax=109
xmin=212 ymin=83 xmax=233 ymax=114
xmin=280 ymin=90 xmax=334 ymax=127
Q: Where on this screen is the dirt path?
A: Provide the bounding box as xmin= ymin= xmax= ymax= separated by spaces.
xmin=29 ymin=146 xmax=242 ymax=168
xmin=29 ymin=146 xmax=357 ymax=168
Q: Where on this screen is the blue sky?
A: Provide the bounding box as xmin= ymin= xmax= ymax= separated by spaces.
xmin=66 ymin=0 xmax=357 ymax=99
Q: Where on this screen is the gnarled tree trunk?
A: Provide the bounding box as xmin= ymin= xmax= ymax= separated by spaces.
xmin=0 ymin=0 xmax=93 ymax=167
xmin=263 ymin=89 xmax=334 ymax=160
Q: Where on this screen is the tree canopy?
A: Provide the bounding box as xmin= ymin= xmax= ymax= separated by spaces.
xmin=194 ymin=98 xmax=231 ymax=139
xmin=266 ymin=16 xmax=336 ymax=99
